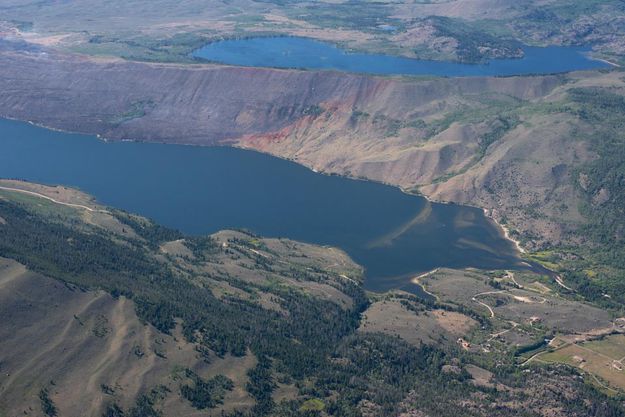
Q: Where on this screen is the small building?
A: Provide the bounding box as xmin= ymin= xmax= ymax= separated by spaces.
xmin=457 ymin=338 xmax=471 ymax=350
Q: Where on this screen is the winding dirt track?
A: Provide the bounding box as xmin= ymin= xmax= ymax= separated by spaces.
xmin=0 ymin=185 xmax=107 ymax=213
xmin=472 ymin=290 xmax=505 ymax=318
xmin=554 ymin=274 xmax=573 ymax=291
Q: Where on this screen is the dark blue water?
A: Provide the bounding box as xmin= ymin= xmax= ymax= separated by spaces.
xmin=193 ymin=37 xmax=609 ymax=77
xmin=0 ymin=119 xmax=527 ymax=294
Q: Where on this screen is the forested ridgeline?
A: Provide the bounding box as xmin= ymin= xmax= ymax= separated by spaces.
xmin=531 ymin=87 xmax=625 ymax=311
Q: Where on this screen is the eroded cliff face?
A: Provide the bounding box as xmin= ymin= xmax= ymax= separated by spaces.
xmin=230 ymin=84 xmax=587 ymax=249
xmin=0 ymin=48 xmax=379 ymax=144
xmin=0 ymin=46 xmax=616 ymax=248
xmin=0 ymin=48 xmax=560 ymax=144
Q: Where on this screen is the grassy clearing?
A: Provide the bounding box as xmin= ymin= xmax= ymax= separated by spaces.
xmin=0 ymin=189 xmax=79 ymax=220
xmin=299 ymin=398 xmax=325 ymax=412
xmin=525 ymin=250 xmax=562 ymax=271
xmin=538 ymin=334 xmax=625 ymax=392
xmin=584 ymin=335 xmax=625 ymax=360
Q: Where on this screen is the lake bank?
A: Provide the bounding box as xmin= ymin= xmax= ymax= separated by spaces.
xmin=193 ymin=37 xmax=610 ymax=77
xmin=0 ymin=118 xmax=529 ymax=295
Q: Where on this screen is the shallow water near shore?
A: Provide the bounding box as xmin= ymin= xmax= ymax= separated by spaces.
xmin=0 ymin=118 xmax=529 ymax=295
xmin=193 ymin=36 xmax=609 ymax=77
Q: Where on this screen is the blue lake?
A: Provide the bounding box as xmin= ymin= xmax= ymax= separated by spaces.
xmin=0 ymin=119 xmax=532 ymax=295
xmin=193 ymin=36 xmax=609 ymax=77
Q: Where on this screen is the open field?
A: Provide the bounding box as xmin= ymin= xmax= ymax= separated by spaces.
xmin=420 ymin=269 xmax=612 ymax=333
xmin=536 ymin=334 xmax=625 ymax=392
xmin=0 ymin=180 xmax=138 ymax=238
xmin=0 ymin=179 xmax=100 ymax=210
xmin=418 ymin=268 xmax=616 ymax=352
xmin=359 ymin=295 xmax=477 ymax=347
xmin=167 ymin=229 xmax=364 ymax=310
xmin=584 ymin=334 xmax=625 ymax=359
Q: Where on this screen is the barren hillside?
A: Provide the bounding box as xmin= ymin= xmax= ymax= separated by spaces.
xmin=0 ymin=258 xmax=258 ymax=417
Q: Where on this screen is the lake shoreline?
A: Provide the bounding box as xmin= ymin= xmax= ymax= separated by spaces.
xmin=192 ymin=36 xmax=610 ymax=77
xmin=233 ymin=143 xmax=529 ymax=259
xmin=1 ymin=115 xmax=528 ymax=268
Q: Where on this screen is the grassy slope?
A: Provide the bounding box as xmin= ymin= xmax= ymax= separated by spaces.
xmin=0 ymin=257 xmax=256 ymax=417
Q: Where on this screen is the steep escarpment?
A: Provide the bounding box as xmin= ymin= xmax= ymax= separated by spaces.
xmin=0 ymin=48 xmax=380 ymax=144
xmin=0 ymin=47 xmax=618 ymax=250
xmin=231 ymin=71 xmax=625 ymax=250
xmin=0 ymin=48 xmax=559 ymax=145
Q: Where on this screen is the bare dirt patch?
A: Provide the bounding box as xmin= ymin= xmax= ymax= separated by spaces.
xmin=432 ymin=309 xmax=476 ymax=335
xmin=465 ymin=364 xmax=495 ymax=388
xmin=160 ymin=239 xmax=194 ymax=258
